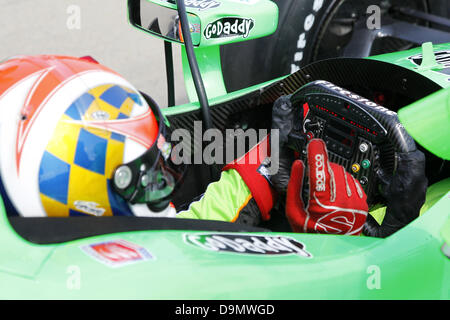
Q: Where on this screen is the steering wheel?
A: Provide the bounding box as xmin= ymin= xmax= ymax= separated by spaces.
xmin=287 ymin=80 xmax=417 ymax=206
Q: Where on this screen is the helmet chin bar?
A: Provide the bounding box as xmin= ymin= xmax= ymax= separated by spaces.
xmin=112 ymin=91 xmax=179 ymax=210
xmin=147 ymin=198 xmax=172 ymax=213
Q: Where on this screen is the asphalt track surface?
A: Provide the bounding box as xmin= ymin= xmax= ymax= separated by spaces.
xmin=0 ymin=0 xmax=189 ymax=106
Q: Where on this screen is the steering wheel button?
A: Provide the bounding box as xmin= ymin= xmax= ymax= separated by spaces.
xmin=359 ymin=142 xmax=369 ymax=153
xmin=362 ymin=159 xmax=371 ymax=169
xmin=351 ymin=163 xmax=361 ymax=173
xmin=345 ymin=150 xmax=352 ymax=158
xmin=360 ymin=176 xmax=369 ymax=186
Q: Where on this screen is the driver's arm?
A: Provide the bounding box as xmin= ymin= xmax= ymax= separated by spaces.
xmin=175 ymin=169 xmax=262 ymax=225
xmin=176 ymin=135 xmax=277 ymax=226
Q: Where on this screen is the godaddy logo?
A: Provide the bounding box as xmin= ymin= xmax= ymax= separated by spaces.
xmin=204 ymin=17 xmax=254 ymax=39
xmin=184 ymin=233 xmax=313 ymax=258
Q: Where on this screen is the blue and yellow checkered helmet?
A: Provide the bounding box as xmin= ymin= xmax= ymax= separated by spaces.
xmin=0 ymin=55 xmax=182 ymax=217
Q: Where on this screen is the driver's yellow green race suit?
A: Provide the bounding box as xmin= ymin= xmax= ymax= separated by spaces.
xmin=177 ymin=135 xmax=275 ymax=226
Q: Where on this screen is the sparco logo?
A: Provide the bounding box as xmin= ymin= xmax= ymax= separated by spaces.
xmin=204 ymin=17 xmax=254 ymax=39
xmin=184 ymin=233 xmax=312 ymax=257
xmin=185 ymin=0 xmax=221 ymax=11
xmin=315 ymin=154 xmax=326 ymax=192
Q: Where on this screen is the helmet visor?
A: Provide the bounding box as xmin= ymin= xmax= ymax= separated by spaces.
xmin=112 ymin=93 xmax=186 ymax=206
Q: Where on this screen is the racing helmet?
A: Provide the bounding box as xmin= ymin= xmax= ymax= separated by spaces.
xmin=0 ymin=55 xmax=184 ymax=218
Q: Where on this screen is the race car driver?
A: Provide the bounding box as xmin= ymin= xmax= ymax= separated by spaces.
xmin=0 ymin=55 xmax=427 ymax=237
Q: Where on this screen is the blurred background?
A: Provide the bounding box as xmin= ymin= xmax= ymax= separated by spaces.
xmin=0 ymin=0 xmax=189 ymax=107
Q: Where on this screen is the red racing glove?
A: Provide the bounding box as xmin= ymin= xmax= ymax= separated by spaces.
xmin=286 ymin=139 xmax=369 ymax=235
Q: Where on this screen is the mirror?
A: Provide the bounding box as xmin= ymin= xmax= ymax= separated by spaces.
xmin=129 ymin=0 xmax=279 ymax=48
xmin=128 ymin=0 xmax=201 ymax=46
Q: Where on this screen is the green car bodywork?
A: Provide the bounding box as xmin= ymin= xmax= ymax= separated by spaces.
xmin=0 ymin=1 xmax=449 ymax=299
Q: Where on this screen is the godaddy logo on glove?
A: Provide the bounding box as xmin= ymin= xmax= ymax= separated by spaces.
xmin=315 ymin=154 xmax=326 ymax=192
